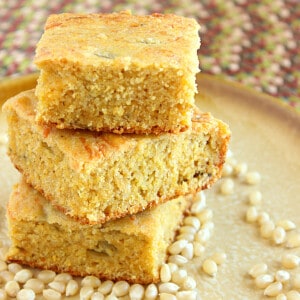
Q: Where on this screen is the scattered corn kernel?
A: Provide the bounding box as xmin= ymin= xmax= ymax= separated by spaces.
xmin=129 ymin=284 xmax=144 ymax=300
xmin=286 ymin=232 xmax=300 ymax=249
xmin=220 ymin=178 xmax=234 ymax=195
xmin=112 ymin=281 xmax=130 ymax=297
xmin=182 ymin=276 xmax=196 ymax=290
xmin=98 ymin=280 xmax=113 ymax=295
xmin=248 ymin=190 xmax=262 ymax=206
xmin=48 ymin=281 xmax=65 ymax=294
xmin=272 ymin=226 xmax=286 ymax=245
xmin=159 ymin=293 xmax=177 ymax=300
xmin=211 ymin=252 xmax=227 ymax=265
xmin=202 ymin=259 xmax=218 ymax=276
xmin=160 ymin=264 xmax=172 ymax=283
xmin=168 ymin=255 xmax=188 ymax=266
xmin=158 ymin=282 xmax=180 ymax=294
xmin=24 ymin=278 xmax=45 ymax=294
xmin=81 ymin=275 xmax=101 ymax=288
xmin=176 ymin=290 xmax=197 ymax=300
xmin=292 ymin=274 xmax=300 ymax=289
xmin=222 ymin=163 xmax=233 ymax=177
xmin=276 ymin=293 xmax=287 ymax=300
xmin=246 ymin=206 xmax=259 ymax=223
xmin=257 ymin=212 xmax=271 ymax=225
xmin=234 ymin=162 xmax=248 ymax=177
xmin=144 ymin=283 xmax=158 ymax=299
xmin=286 ymin=290 xmax=300 ymax=300
xmin=281 ymin=254 xmax=300 ymax=269
xmin=182 ymin=243 xmax=194 ymax=260
xmin=184 ymin=216 xmax=201 ymax=230
xmin=42 ymin=288 xmax=61 ymax=300
xmin=275 ymin=270 xmax=290 ymax=283
xmin=193 ymin=242 xmax=205 ymax=257
xmin=276 ymin=220 xmax=296 ymax=231
xmin=264 ymin=281 xmax=283 ymax=297
xmin=37 ymin=270 xmax=56 ymax=284
xmin=171 ymin=269 xmax=188 ymax=285
xmin=16 ymin=288 xmax=35 ymax=300
xmin=14 ymin=269 xmax=33 ymax=284
xmin=7 ymin=263 xmax=22 ymax=274
xmin=4 ymin=280 xmax=20 ymax=298
xmin=260 ymin=221 xmax=275 ymax=239
xmin=245 ymin=171 xmax=261 ymax=185
xmin=254 ymin=274 xmax=274 ymax=289
xmin=65 ymin=279 xmax=79 ymax=297
xmin=248 ymin=263 xmax=268 ymax=278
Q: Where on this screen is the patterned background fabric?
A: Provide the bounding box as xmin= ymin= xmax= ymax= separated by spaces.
xmin=0 ymin=0 xmax=299 ymax=110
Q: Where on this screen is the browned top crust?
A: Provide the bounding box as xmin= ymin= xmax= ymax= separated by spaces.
xmin=34 ymin=11 xmax=200 ymax=72
xmin=3 ymin=89 xmax=230 ymax=167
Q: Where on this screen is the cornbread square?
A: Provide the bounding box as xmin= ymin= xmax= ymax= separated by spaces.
xmin=3 ymin=90 xmax=230 ymax=224
xmin=34 ymin=11 xmax=200 ymax=134
xmin=6 ymin=179 xmax=193 ymax=284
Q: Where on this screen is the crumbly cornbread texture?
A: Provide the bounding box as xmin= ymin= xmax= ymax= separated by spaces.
xmin=3 ymin=90 xmax=230 ymax=224
xmin=34 ymin=11 xmax=200 ymax=134
xmin=6 ymin=179 xmax=192 ymax=284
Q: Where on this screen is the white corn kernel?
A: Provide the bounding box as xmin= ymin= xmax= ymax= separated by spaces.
xmin=160 ymin=264 xmax=171 ymax=283
xmin=112 ymin=281 xmax=130 ymax=297
xmin=180 ymin=226 xmax=197 ymax=235
xmin=201 ymin=221 xmax=215 ymax=232
xmin=37 ymin=270 xmax=56 ymax=284
xmin=54 ymin=273 xmax=72 ymax=283
xmin=176 ymin=290 xmax=197 ymax=300
xmin=98 ymin=280 xmax=113 ymax=295
xmin=81 ymin=275 xmax=101 ymax=288
xmin=272 ymin=226 xmax=286 ymax=244
xmin=257 ymin=212 xmax=271 ymax=225
xmin=211 ymin=252 xmax=227 ymax=265
xmin=24 ymin=278 xmax=45 ymax=294
xmin=159 ymin=282 xmax=180 ymax=294
xmin=48 ymin=281 xmax=65 ymax=294
xmin=277 ymin=220 xmax=296 ymax=231
xmin=286 ymin=232 xmax=300 ymax=248
xmin=275 ymin=270 xmax=290 ymax=283
xmin=277 ymin=294 xmax=287 ymax=300
xmin=264 ymin=282 xmax=283 ymax=297
xmin=176 ymin=233 xmax=194 ymax=242
xmin=248 ymin=263 xmax=268 ymax=278
xmin=193 ymin=242 xmax=205 ymax=257
xmin=16 ymin=288 xmax=35 ymax=300
xmin=248 ymin=190 xmax=262 ymax=206
xmin=260 ymin=221 xmax=275 ymax=239
xmin=80 ymin=286 xmax=94 ymax=300
xmin=5 ymin=280 xmax=20 ymax=297
xmin=234 ymin=162 xmax=248 ymax=176
xmin=222 ymin=163 xmax=233 ymax=177
xmin=246 ymin=206 xmax=258 ymax=223
xmin=144 ymin=283 xmax=158 ymax=299
xmin=191 ymin=192 xmax=206 ymax=214
xmin=202 ymin=259 xmax=218 ymax=276
xmin=159 ymin=293 xmax=177 ymax=300
xmin=43 ymin=288 xmax=61 ymax=300
xmin=14 ymin=269 xmax=33 ymax=284
xmin=167 ymin=263 xmax=178 ymax=274
xmin=245 ymin=171 xmax=261 ymax=185
xmin=281 ymin=254 xmax=300 ymax=269
xmin=0 ymin=270 xmax=14 ymax=282
xmin=7 ymin=263 xmax=22 ymax=274
xmin=292 ymin=274 xmax=300 ymax=289
xmin=168 ymin=255 xmax=188 ymax=266
xmin=129 ymin=283 xmax=144 ymax=300
xmin=168 ymin=240 xmax=188 ymax=255
xmin=195 ymin=228 xmax=211 ymax=244
xmin=254 ymin=274 xmax=274 ymax=289
xmin=66 ymin=279 xmax=79 ymax=297
xmin=182 ymin=243 xmax=194 ymax=260
xmin=220 ymin=178 xmax=234 ymax=195
xmin=171 ymin=269 xmax=188 ymax=284
xmin=91 ymin=291 xmax=104 ymax=300
xmin=184 ymin=216 xmax=201 ymax=230
xmin=197 ymin=209 xmax=213 ymax=223
xmin=105 ymin=295 xmax=118 ymax=300
xmin=182 ymin=276 xmax=197 ymax=290
xmin=286 ymin=290 xmax=300 ymax=300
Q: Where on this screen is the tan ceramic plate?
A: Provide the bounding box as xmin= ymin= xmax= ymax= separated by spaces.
xmin=0 ymin=73 xmax=299 ymax=299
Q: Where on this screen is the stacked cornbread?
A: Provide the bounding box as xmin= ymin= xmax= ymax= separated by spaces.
xmin=3 ymin=12 xmax=230 ymax=284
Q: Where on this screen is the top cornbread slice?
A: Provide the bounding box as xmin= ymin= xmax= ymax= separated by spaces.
xmin=34 ymin=11 xmax=200 ymax=134
xmin=3 ymin=90 xmax=230 ymax=225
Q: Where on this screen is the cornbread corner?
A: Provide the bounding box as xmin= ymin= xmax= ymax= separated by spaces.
xmin=34 ymin=11 xmax=200 ymax=134
xmin=6 ymin=179 xmax=193 ymax=284
xmin=3 ymin=90 xmax=230 ymax=225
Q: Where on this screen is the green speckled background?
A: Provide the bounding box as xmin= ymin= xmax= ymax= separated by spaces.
xmin=0 ymin=0 xmax=299 ymax=109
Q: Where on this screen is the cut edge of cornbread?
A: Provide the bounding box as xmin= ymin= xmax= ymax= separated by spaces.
xmin=3 ymin=90 xmax=230 ymax=225
xmin=6 ymin=179 xmax=193 ymax=284
xmin=34 ymin=11 xmax=200 ymax=134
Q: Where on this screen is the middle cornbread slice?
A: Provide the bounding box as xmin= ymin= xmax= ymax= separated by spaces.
xmin=3 ymin=89 xmax=230 ymax=224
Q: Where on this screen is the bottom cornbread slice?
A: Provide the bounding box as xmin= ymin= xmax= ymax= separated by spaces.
xmin=6 ymin=179 xmax=193 ymax=284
